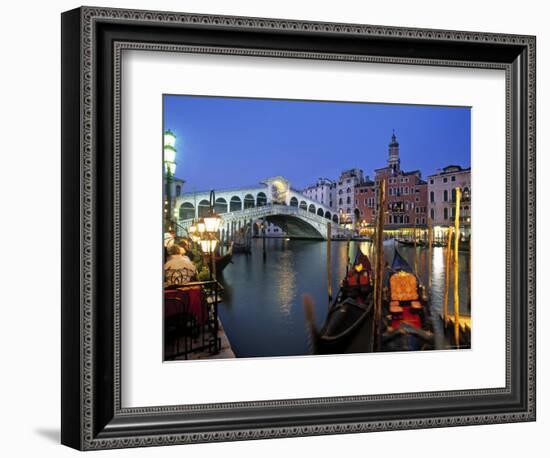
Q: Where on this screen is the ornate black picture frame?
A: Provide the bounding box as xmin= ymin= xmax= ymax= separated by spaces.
xmin=61 ymin=6 xmax=536 ymax=450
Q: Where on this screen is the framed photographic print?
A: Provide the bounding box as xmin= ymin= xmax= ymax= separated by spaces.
xmin=61 ymin=6 xmax=536 ymax=450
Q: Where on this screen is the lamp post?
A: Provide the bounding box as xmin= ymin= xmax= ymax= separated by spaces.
xmin=163 ymin=129 xmax=177 ymax=233
xmin=184 ymin=191 xmax=223 ymax=356
xmin=204 ymin=190 xmax=223 ymax=280
xmin=187 ymin=190 xmax=223 ymax=280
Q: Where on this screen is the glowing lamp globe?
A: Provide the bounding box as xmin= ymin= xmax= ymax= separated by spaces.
xmin=165 ymin=161 xmax=176 ymax=175
xmin=164 ymin=147 xmax=176 ymax=164
xmin=163 ymin=129 xmax=177 ymax=175
xmin=204 ymin=215 xmax=222 ymax=233
xmin=164 ymin=129 xmax=176 ymax=148
xmin=199 ymin=239 xmax=218 ymax=254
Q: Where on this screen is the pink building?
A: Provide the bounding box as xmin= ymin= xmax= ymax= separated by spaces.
xmin=427 ymin=165 xmax=471 ymax=230
xmin=355 ymin=133 xmax=428 ymax=228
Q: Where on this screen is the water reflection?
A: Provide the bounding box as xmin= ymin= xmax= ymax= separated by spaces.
xmin=274 ymin=250 xmax=296 ymax=318
xmin=219 ymin=238 xmax=471 ymax=358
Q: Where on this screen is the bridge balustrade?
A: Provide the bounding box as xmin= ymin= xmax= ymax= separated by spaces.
xmin=176 ymin=203 xmax=352 ymax=240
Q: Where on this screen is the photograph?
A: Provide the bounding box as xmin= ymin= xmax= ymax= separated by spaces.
xmin=55 ymin=3 xmax=537 ymax=452
xmin=162 ymin=95 xmax=472 ymax=361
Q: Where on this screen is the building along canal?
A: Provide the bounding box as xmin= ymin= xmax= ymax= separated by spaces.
xmin=218 ymin=238 xmax=470 ymax=358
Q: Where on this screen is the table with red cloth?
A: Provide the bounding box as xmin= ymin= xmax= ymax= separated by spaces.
xmin=164 ymin=286 xmax=207 ymax=325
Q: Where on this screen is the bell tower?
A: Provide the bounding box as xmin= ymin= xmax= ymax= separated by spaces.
xmin=388 ymin=130 xmax=400 ymax=173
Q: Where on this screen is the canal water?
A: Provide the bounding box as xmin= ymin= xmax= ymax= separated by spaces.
xmin=218 ymin=238 xmax=470 ymax=358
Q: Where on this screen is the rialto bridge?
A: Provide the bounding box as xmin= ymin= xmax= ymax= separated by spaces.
xmin=174 ymin=176 xmax=350 ymax=239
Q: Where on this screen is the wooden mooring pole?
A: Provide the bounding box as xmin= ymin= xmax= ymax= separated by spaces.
xmin=428 ymin=217 xmax=433 ymax=294
xmin=453 ymin=187 xmax=462 ymax=348
xmin=345 ymin=236 xmax=351 ymax=275
xmin=419 ymin=247 xmax=425 ymax=279
xmin=443 ymin=226 xmax=453 ymax=324
xmin=413 ymin=220 xmax=418 ymax=276
xmin=327 ymin=222 xmax=332 ymax=307
xmin=262 ymin=218 xmax=267 ymax=262
xmin=373 ymin=179 xmax=386 ymax=351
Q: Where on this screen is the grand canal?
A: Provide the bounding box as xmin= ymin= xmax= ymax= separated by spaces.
xmin=218 ymin=238 xmax=471 ymax=358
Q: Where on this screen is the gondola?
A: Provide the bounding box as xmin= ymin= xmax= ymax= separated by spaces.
xmin=458 ymin=239 xmax=471 ymax=252
xmin=395 ymin=238 xmax=415 ymax=247
xmin=378 ymin=243 xmax=434 ymax=352
xmin=306 ymin=249 xmax=375 ymax=355
xmin=214 ymin=242 xmax=233 ymax=275
xmin=232 ymin=241 xmax=251 ymax=254
xmin=396 ymin=238 xmax=426 ymax=247
xmin=232 ymin=229 xmax=252 ymax=254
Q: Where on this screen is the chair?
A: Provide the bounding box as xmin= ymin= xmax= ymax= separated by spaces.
xmin=167 ymin=287 xmax=207 ymax=325
xmin=164 ymin=292 xmax=197 ymax=360
xmin=164 ymin=267 xmax=196 ymax=288
xmin=389 ymin=302 xmax=404 ymax=314
xmin=389 ymin=271 xmax=422 ymax=317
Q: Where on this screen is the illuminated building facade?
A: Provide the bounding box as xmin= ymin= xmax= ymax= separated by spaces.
xmin=355 ymin=132 xmax=428 ymax=228
xmin=427 ymin=165 xmax=471 ymax=230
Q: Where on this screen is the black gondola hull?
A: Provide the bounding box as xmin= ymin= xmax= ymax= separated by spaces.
xmin=309 ymin=248 xmax=375 ymax=355
xmin=314 ymin=297 xmax=374 ymax=355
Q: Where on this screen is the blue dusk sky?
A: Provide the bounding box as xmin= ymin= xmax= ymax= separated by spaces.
xmin=163 ymin=95 xmax=470 ymax=192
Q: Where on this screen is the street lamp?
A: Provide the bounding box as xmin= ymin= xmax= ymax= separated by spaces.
xmin=187 ymin=190 xmax=223 ymax=280
xmin=163 ymin=129 xmax=177 ymax=232
xmin=199 ymin=239 xmax=218 ymax=255
xmin=203 ymin=190 xmax=223 ymax=233
xmin=203 ymin=191 xmax=223 ymax=280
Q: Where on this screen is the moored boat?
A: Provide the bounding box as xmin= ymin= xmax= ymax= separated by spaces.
xmin=396 ymin=238 xmax=415 ymax=247
xmin=305 ymin=249 xmax=375 ymax=355
xmin=232 ymin=241 xmax=251 ymax=254
xmin=396 ymin=238 xmax=427 ymax=247
xmin=379 ymin=244 xmax=434 ymax=352
xmin=214 ymin=242 xmax=233 ymax=275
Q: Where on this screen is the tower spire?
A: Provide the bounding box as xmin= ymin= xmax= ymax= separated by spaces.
xmin=388 ymin=130 xmax=400 ymax=173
